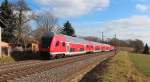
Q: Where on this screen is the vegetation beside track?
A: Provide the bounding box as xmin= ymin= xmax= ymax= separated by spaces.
xmin=99 ymin=51 xmax=149 ymax=82
xmin=129 ymin=53 xmax=150 ymax=78
xmin=0 ymin=56 xmax=15 ymax=63
xmin=80 ymin=51 xmax=150 ymax=82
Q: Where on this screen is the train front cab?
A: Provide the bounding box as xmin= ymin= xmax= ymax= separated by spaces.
xmin=39 ymin=33 xmax=66 ymax=58
xmin=39 ymin=32 xmax=55 ymax=58
xmin=49 ymin=35 xmax=67 ymax=58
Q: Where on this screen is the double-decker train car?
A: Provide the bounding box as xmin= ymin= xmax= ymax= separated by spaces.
xmin=39 ymin=32 xmax=114 ymax=58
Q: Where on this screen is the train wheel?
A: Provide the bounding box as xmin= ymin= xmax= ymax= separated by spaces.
xmin=62 ymin=54 xmax=65 ymax=58
xmin=55 ymin=54 xmax=59 ymax=59
xmin=55 ymin=54 xmax=65 ymax=59
xmin=49 ymin=55 xmax=55 ymax=60
xmin=39 ymin=52 xmax=50 ymax=60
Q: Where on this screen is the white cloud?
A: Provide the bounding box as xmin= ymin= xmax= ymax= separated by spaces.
xmin=75 ymin=16 xmax=150 ymax=44
xmin=136 ymin=4 xmax=148 ymax=12
xmin=101 ymin=15 xmax=150 ymax=44
xmin=34 ymin=0 xmax=110 ymax=18
xmin=105 ymin=15 xmax=150 ymax=28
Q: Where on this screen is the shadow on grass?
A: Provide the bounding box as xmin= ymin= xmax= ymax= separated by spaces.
xmin=11 ymin=51 xmax=50 ymax=61
xmin=79 ymin=59 xmax=110 ymax=82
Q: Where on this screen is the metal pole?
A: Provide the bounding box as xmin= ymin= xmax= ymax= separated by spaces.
xmin=114 ymin=34 xmax=117 ymax=55
xmin=102 ymin=32 xmax=104 ymax=43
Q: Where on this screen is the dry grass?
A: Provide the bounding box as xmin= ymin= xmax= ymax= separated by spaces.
xmin=99 ymin=51 xmax=150 ymax=82
xmin=0 ymin=56 xmax=15 ymax=63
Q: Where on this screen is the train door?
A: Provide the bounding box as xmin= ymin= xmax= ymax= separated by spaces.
xmin=66 ymin=43 xmax=70 ymax=55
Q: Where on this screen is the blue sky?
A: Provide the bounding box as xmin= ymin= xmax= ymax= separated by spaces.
xmin=1 ymin=0 xmax=150 ymax=44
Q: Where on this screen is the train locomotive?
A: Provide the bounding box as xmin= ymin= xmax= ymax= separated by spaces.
xmin=39 ymin=32 xmax=114 ymax=58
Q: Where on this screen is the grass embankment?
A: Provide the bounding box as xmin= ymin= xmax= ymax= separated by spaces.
xmin=0 ymin=56 xmax=15 ymax=63
xmin=129 ymin=53 xmax=150 ymax=78
xmin=100 ymin=51 xmax=149 ymax=82
xmin=80 ymin=52 xmax=150 ymax=82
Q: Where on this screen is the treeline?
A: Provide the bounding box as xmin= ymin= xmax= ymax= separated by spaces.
xmin=83 ymin=36 xmax=147 ymax=53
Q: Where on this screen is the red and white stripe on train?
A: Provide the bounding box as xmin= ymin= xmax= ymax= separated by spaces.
xmin=39 ymin=32 xmax=114 ymax=58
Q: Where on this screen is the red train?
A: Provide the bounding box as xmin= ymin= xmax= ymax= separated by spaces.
xmin=39 ymin=32 xmax=114 ymax=58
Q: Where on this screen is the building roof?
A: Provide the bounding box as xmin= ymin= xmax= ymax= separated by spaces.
xmin=0 ymin=42 xmax=9 ymax=47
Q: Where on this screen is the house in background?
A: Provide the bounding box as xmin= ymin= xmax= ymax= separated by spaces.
xmin=0 ymin=41 xmax=11 ymax=57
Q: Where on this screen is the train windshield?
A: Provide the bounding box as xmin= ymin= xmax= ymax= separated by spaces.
xmin=41 ymin=36 xmax=53 ymax=48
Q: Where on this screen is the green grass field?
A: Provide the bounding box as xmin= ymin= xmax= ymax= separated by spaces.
xmin=99 ymin=51 xmax=150 ymax=82
xmin=129 ymin=53 xmax=150 ymax=78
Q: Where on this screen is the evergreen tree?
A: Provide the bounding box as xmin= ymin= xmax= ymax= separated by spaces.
xmin=62 ymin=21 xmax=75 ymax=36
xmin=0 ymin=0 xmax=11 ymax=28
xmin=1 ymin=0 xmax=12 ymax=20
xmin=0 ymin=0 xmax=16 ymax=42
xmin=143 ymin=44 xmax=149 ymax=54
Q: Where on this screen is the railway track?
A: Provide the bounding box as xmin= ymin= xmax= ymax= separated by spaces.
xmin=0 ymin=60 xmax=42 ymax=69
xmin=0 ymin=52 xmax=114 ymax=82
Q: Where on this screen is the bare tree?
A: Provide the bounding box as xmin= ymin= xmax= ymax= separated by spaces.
xmin=13 ymin=0 xmax=33 ymax=45
xmin=31 ymin=26 xmax=48 ymax=42
xmin=21 ymin=24 xmax=32 ymax=51
xmin=33 ymin=11 xmax=63 ymax=41
xmin=34 ymin=11 xmax=59 ymax=33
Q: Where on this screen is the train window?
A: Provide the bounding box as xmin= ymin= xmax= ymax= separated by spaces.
xmin=80 ymin=48 xmax=84 ymax=51
xmin=86 ymin=45 xmax=88 ymax=47
xmin=56 ymin=41 xmax=59 ymax=47
xmin=70 ymin=48 xmax=75 ymax=52
xmin=96 ymin=48 xmax=99 ymax=50
xmin=70 ymin=48 xmax=72 ymax=52
xmin=41 ymin=37 xmax=52 ymax=48
xmin=62 ymin=42 xmax=65 ymax=47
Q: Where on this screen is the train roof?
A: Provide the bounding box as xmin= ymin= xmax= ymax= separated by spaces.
xmin=42 ymin=32 xmax=111 ymax=46
xmin=92 ymin=42 xmax=103 ymax=46
xmin=64 ymin=35 xmax=104 ymax=45
xmin=64 ymin=35 xmax=88 ymax=44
